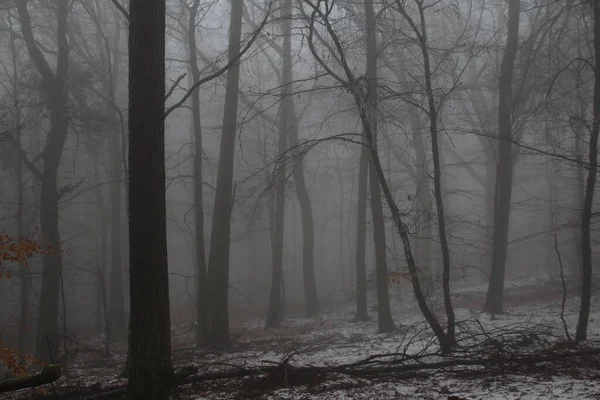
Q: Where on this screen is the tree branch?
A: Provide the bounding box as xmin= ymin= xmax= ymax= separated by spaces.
xmin=164 ymin=2 xmax=273 ymax=118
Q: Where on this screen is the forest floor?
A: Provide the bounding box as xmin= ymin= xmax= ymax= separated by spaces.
xmin=4 ymin=277 xmax=600 ymax=399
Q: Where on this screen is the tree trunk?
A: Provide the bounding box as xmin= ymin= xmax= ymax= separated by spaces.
xmin=17 ymin=0 xmax=70 ymax=364
xmin=354 ymin=140 xmax=369 ymax=321
xmin=483 ymin=0 xmax=520 ymax=316
xmin=545 ymin=157 xmax=558 ymax=280
xmin=286 ymin=82 xmax=319 ymax=317
xmin=9 ymin=16 xmax=31 ymax=356
xmin=575 ymin=0 xmax=600 ymax=342
xmin=483 ymin=150 xmax=496 ymax=283
xmin=265 ymin=0 xmax=291 ymax=327
xmin=206 ymin=0 xmax=244 ymax=346
xmin=410 ymin=114 xmax=432 ymax=277
xmin=127 ymin=0 xmax=174 ymax=398
xmin=409 ymin=0 xmax=456 ymax=342
xmin=185 ymin=0 xmax=208 ymax=349
xmin=573 ymin=100 xmax=585 ymax=284
xmin=365 ymin=0 xmax=394 ymax=333
xmin=335 ymin=151 xmax=346 ymax=293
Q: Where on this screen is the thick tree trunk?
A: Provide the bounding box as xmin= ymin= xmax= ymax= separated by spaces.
xmin=365 ymin=0 xmax=394 ymax=333
xmin=575 ymin=0 xmax=600 ymax=342
xmin=206 ymin=0 xmax=244 ymax=346
xmin=483 ymin=0 xmax=520 ymax=316
xmin=127 ymin=0 xmax=174 ymax=398
xmin=17 ymin=0 xmax=70 ymax=364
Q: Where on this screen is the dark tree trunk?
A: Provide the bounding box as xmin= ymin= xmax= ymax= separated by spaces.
xmin=17 ymin=0 xmax=70 ymax=364
xmin=483 ymin=0 xmax=520 ymax=316
xmin=575 ymin=0 xmax=600 ymax=342
xmin=399 ymin=0 xmax=457 ymax=343
xmin=206 ymin=0 xmax=244 ymax=346
xmin=365 ymin=0 xmax=395 ymax=333
xmin=127 ymin=0 xmax=174 ymax=398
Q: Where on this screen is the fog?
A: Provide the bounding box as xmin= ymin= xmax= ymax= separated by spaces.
xmin=0 ymin=0 xmax=598 ymax=398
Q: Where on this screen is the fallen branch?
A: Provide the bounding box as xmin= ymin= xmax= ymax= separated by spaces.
xmin=13 ymin=344 xmax=600 ymax=398
xmin=0 ymin=364 xmax=61 ymax=393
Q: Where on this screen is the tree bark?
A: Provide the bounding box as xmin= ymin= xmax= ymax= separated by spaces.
xmin=206 ymin=0 xmax=244 ymax=346
xmin=127 ymin=0 xmax=174 ymax=398
xmin=17 ymin=0 xmax=70 ymax=364
xmin=365 ymin=0 xmax=394 ymax=333
xmin=575 ymin=0 xmax=600 ymax=342
xmin=483 ymin=0 xmax=520 ymax=316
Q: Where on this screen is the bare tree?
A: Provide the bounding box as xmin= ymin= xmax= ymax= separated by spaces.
xmin=17 ymin=0 xmax=70 ymax=363
xmin=302 ymin=0 xmax=456 ymax=351
xmin=4 ymin=12 xmax=32 ymax=356
xmin=180 ymin=0 xmax=209 ymax=348
xmin=483 ymin=0 xmax=520 ymax=316
xmin=266 ymin=0 xmax=293 ymax=328
xmin=575 ymin=0 xmax=600 ymax=342
xmin=206 ymin=0 xmax=245 ymax=346
xmin=365 ymin=0 xmax=395 ymax=333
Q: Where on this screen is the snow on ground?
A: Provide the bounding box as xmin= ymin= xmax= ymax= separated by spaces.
xmin=5 ymin=280 xmax=600 ymax=399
